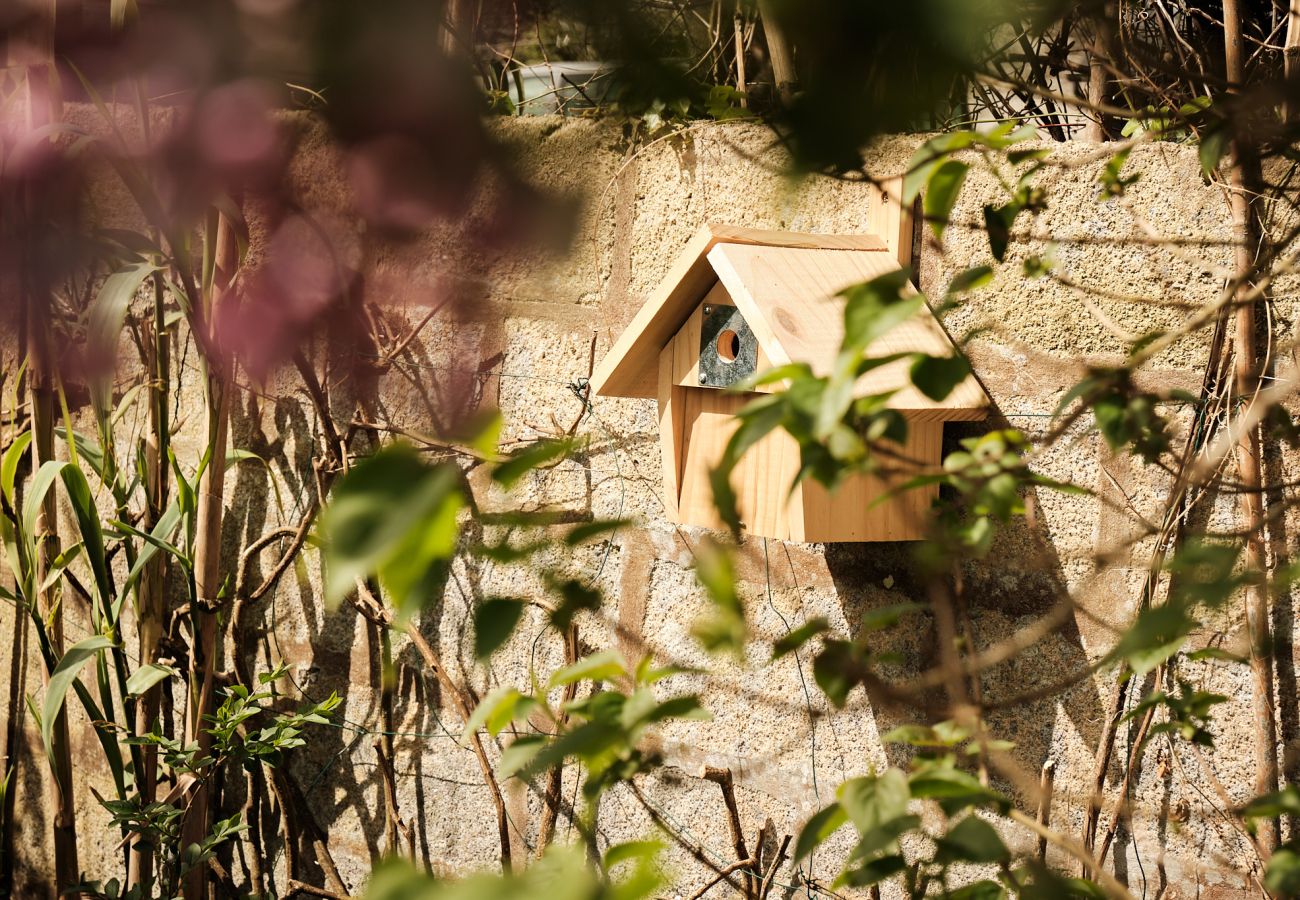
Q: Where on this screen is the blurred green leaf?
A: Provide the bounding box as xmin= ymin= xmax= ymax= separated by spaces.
xmin=318 ymin=444 xmax=463 ymax=618
xmin=924 ymin=159 xmax=969 ymax=239
xmin=493 ymin=438 xmax=575 ymax=490
xmin=910 ymin=354 xmax=970 ymax=402
xmin=548 ymin=651 xmax=626 ymax=690
xmin=936 ymin=815 xmax=1008 ymax=864
xmin=474 ymin=598 xmax=526 ymax=660
xmin=691 ymin=540 xmax=745 ymax=657
xmin=772 ymin=617 xmax=829 ymax=659
xmin=794 ymin=802 xmax=848 ymax=863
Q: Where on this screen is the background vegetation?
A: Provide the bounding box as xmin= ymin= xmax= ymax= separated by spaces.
xmin=3 ymin=0 xmax=1300 ymax=898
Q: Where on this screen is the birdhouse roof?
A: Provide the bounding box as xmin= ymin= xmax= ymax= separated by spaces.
xmin=591 ymin=223 xmax=990 ymax=419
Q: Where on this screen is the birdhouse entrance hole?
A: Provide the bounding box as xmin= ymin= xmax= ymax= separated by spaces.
xmin=717 ymin=330 xmax=739 ymax=361
xmin=698 ymin=302 xmax=757 ymax=388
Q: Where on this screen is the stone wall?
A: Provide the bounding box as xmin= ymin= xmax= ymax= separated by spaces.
xmin=3 ymin=114 xmax=1296 ymax=899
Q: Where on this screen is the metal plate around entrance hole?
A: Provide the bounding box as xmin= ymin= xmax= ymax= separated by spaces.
xmin=698 ymin=303 xmax=757 ymax=388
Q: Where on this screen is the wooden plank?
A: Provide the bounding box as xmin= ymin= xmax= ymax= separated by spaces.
xmin=671 ymin=390 xmax=943 ymax=541
xmin=591 ymin=224 xmax=889 ymax=400
xmin=869 ymin=176 xmax=916 ymax=270
xmin=798 ymin=420 xmax=941 ymax=542
xmin=708 ymin=243 xmax=989 ymax=416
xmin=592 ymin=228 xmax=719 ymax=399
xmin=707 ymin=223 xmax=886 ymax=253
xmin=657 ymin=345 xmax=683 ymax=520
xmin=670 ymin=297 xmax=709 ymax=389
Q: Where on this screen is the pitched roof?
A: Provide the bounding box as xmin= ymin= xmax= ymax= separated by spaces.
xmin=591 ymin=223 xmax=989 ymax=419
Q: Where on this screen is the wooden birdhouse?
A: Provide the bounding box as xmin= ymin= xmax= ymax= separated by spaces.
xmin=591 ymin=212 xmax=989 ymax=543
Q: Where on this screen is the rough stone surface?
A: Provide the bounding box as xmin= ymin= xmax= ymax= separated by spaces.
xmin=2 ymin=114 xmax=1296 ymax=900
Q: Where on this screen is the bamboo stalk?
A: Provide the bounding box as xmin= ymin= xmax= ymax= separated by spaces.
xmin=1284 ymin=2 xmax=1300 ymax=123
xmin=755 ymin=0 xmax=795 ymax=103
xmin=20 ymin=6 xmax=79 ymax=889
xmin=30 ymin=295 xmax=79 ymax=899
xmin=180 ymin=214 xmax=240 ymax=900
xmin=128 ymin=270 xmax=172 ymax=891
xmin=1223 ymin=0 xmax=1280 ymax=857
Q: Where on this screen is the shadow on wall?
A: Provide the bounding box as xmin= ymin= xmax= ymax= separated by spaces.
xmin=820 ymin=410 xmax=1108 ymax=812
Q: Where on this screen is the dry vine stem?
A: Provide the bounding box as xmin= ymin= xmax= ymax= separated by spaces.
xmin=1223 ymin=0 xmax=1281 ymax=856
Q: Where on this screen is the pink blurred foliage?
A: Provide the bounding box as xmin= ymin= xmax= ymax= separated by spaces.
xmin=0 ymin=0 xmax=572 ymax=390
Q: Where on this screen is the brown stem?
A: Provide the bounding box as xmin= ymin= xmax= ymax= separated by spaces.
xmin=1036 ymin=760 xmax=1056 ymax=863
xmin=374 ymin=738 xmax=414 ymax=861
xmin=286 ymin=878 xmax=354 ymax=900
xmin=537 ymin=623 xmax=579 ymax=856
xmin=686 ymin=857 xmax=757 ymax=900
xmin=349 ymin=581 xmax=514 ymax=873
xmin=700 ymin=767 xmax=751 ymax=898
xmin=733 ymin=11 xmax=748 ymax=106
xmin=628 ymin=781 xmax=748 ymax=894
xmin=1224 ymin=0 xmax=1281 ymax=856
xmin=757 ymin=834 xmax=791 ymax=900
xmin=30 ymin=297 xmax=79 ymax=898
xmin=1285 ymin=2 xmax=1300 ymax=123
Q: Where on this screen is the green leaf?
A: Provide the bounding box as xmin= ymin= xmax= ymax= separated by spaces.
xmin=42 ymin=635 xmax=114 ymax=776
xmin=949 ymin=879 xmax=1008 ymax=900
xmin=125 ymin=663 xmax=177 ymax=697
xmin=910 ymin=354 xmax=970 ymax=402
xmin=58 ymin=464 xmax=111 ymax=610
xmin=474 ymin=597 xmax=526 ymax=660
xmin=317 ymin=444 xmax=463 ymax=617
xmin=813 ymin=640 xmax=861 ymax=708
xmin=691 ymin=541 xmax=745 ymax=657
xmin=908 ymin=765 xmax=1009 ymax=814
xmin=1265 ymin=844 xmax=1300 ymax=896
xmin=604 ymin=839 xmax=663 ymax=870
xmin=837 ymin=854 xmax=907 ymax=888
xmin=903 ymin=132 xmax=979 ymax=202
xmin=1241 ymin=786 xmax=1300 ymax=820
xmin=946 ymin=266 xmax=994 ymax=295
xmin=492 ymin=438 xmax=575 ymax=490
xmin=1106 ymin=601 xmax=1196 ymax=677
xmin=712 ymin=394 xmax=786 ymax=534
xmin=841 ymin=271 xmax=923 ymax=354
xmin=793 ymin=803 xmax=848 ymax=862
xmin=548 ymin=651 xmax=626 ymax=690
xmin=462 ymin=686 xmax=539 ymax=740
xmin=1199 ymin=128 xmax=1230 ymax=178
xmin=772 ymin=617 xmax=829 ymax=659
xmin=1 ymin=431 xmax=32 ymax=508
xmin=86 ymin=262 xmax=159 ymax=417
xmin=23 ymin=460 xmax=69 ymax=539
xmin=924 ymin=160 xmax=969 ymax=239
xmin=982 ymin=202 xmax=1020 ymax=262
xmin=936 ymin=815 xmax=1009 ymax=864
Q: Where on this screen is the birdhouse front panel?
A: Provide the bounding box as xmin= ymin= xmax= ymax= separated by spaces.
xmin=593 ymin=220 xmax=991 ymax=543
